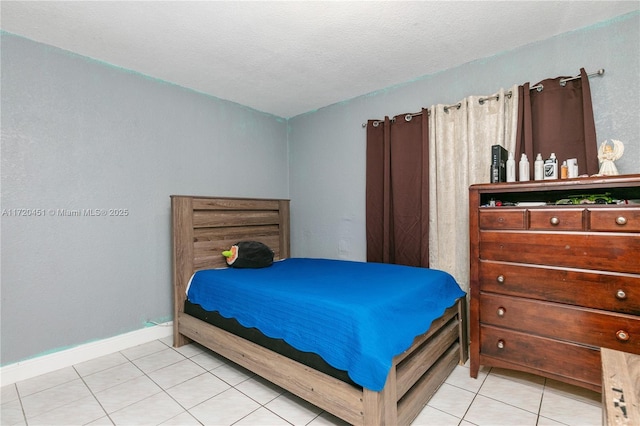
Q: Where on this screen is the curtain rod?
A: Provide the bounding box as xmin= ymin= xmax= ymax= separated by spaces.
xmin=363 ymin=68 xmax=605 ymax=127
xmin=478 ymin=92 xmax=513 ymax=105
xmin=530 ymin=68 xmax=604 ymax=92
xmin=365 ymin=111 xmax=429 ymax=127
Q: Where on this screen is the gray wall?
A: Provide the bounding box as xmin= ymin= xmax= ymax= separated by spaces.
xmin=2 ymin=11 xmax=639 ymax=367
xmin=288 ymin=12 xmax=640 ymax=261
xmin=1 ymin=34 xmax=289 ymax=365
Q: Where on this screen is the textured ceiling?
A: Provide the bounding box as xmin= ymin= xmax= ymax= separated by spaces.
xmin=2 ymin=1 xmax=639 ymax=118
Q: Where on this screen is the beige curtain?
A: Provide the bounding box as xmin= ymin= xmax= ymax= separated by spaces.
xmin=429 ymin=85 xmax=518 ymax=292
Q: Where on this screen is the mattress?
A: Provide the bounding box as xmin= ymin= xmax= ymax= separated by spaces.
xmin=186 ymin=257 xmax=465 ymax=391
xmin=183 ymin=300 xmax=357 ymax=386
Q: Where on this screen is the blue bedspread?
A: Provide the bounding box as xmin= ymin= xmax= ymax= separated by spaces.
xmin=187 ymin=258 xmax=465 ymax=391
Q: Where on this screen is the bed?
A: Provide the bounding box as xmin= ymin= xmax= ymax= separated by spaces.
xmin=172 ymin=195 xmax=468 ymax=425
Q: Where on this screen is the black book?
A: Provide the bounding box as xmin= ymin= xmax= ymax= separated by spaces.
xmin=490 ymin=145 xmax=508 ymax=183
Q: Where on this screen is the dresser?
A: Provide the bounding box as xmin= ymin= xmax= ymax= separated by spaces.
xmin=469 ymin=174 xmax=640 ymax=392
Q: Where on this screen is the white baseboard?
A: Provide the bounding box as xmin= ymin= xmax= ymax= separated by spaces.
xmin=1 ymin=322 xmax=173 ymax=386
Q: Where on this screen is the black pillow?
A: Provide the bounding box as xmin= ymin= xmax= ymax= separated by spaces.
xmin=223 ymin=241 xmax=274 ymax=268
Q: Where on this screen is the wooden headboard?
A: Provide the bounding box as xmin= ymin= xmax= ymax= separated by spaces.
xmin=170 ymin=195 xmax=290 ymax=345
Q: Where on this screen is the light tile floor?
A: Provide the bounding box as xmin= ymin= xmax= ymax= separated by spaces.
xmin=1 ymin=336 xmax=602 ymax=425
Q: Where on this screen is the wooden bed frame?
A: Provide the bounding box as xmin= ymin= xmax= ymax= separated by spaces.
xmin=171 ymin=195 xmax=468 ymax=425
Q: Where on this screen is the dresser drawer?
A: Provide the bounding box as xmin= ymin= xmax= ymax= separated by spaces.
xmin=480 ymin=293 xmax=640 ymax=354
xmin=479 ymin=231 xmax=640 ymax=274
xmin=589 ymin=207 xmax=640 ymax=232
xmin=528 ymin=208 xmax=584 ymax=231
xmin=480 ymin=325 xmax=601 ymax=387
xmin=479 ymin=260 xmax=640 ymax=314
xmin=479 ymin=209 xmax=526 ymax=230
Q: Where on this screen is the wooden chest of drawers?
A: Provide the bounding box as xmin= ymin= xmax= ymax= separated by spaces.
xmin=469 ymin=175 xmax=640 ymax=392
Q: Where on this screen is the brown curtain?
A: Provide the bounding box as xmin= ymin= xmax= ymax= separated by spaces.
xmin=515 ymin=68 xmax=598 ymax=177
xmin=366 ymin=109 xmax=429 ymax=267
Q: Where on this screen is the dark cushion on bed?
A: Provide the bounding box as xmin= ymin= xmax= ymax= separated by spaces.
xmin=227 ymin=241 xmax=274 ymax=268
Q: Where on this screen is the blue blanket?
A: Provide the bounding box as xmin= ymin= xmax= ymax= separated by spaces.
xmin=187 ymin=258 xmax=465 ymax=391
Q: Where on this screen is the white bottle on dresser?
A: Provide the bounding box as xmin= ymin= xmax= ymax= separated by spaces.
xmin=506 ymin=152 xmax=516 ymax=182
xmin=519 ymin=153 xmax=530 ymax=182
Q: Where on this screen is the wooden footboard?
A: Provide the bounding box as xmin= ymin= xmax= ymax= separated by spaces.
xmin=178 ymin=298 xmax=466 ymax=425
xmin=171 ymin=195 xmax=468 ymax=425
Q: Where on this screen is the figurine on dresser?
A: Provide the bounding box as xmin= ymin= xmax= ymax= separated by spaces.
xmin=597 ymin=139 xmax=624 ymax=175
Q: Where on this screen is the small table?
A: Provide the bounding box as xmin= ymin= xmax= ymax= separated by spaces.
xmin=601 ymin=348 xmax=639 ymax=425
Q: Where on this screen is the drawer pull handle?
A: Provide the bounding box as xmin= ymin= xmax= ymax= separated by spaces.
xmin=616 ymin=289 xmax=627 ymax=300
xmin=497 ymin=340 xmax=505 ymax=349
xmin=616 ymin=330 xmax=630 ymax=342
xmin=497 ymin=275 xmax=505 ymax=283
xmin=497 ymin=307 xmax=506 ymax=317
xmin=616 ymin=216 xmax=627 ymax=226
xmin=550 ymin=217 xmax=560 ymax=226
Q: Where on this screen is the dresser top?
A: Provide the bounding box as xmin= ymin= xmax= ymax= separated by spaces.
xmin=469 ymin=174 xmax=640 ymax=207
xmin=470 ymin=174 xmax=640 ymax=193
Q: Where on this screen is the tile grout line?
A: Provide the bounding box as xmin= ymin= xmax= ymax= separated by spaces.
xmin=457 ymin=366 xmax=493 ymax=425
xmin=16 ymin=383 xmax=29 ymax=426
xmin=18 ymin=371 xmax=89 ymax=425
xmin=535 ymin=379 xmax=577 ymax=426
xmin=535 ymin=378 xmax=547 ymax=426
xmin=73 ymin=363 xmax=115 ymax=426
xmin=138 ymin=345 xmax=210 ymax=425
xmin=152 ymin=342 xmax=286 ymax=426
xmin=71 ymin=342 xmax=190 ymax=425
xmin=168 ymin=341 xmax=305 ymax=426
xmin=455 ymin=366 xmax=550 ymax=425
